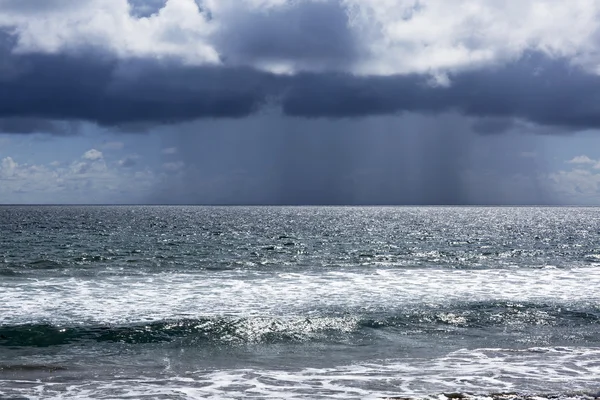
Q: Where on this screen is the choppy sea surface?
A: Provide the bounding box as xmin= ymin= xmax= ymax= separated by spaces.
xmin=1 ymin=206 xmax=600 ymax=399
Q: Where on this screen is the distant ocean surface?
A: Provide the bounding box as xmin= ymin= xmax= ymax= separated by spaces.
xmin=1 ymin=206 xmax=600 ymax=399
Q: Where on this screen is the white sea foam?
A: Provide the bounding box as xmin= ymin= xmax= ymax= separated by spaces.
xmin=2 ymin=266 xmax=600 ymax=325
xmin=1 ymin=347 xmax=599 ymax=399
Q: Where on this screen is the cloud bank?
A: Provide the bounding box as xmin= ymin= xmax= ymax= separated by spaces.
xmin=3 ymin=0 xmax=600 ymax=74
xmin=0 ymin=0 xmax=599 ymax=133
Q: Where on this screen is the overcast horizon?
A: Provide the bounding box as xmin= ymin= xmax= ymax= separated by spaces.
xmin=2 ymin=0 xmax=600 ymax=205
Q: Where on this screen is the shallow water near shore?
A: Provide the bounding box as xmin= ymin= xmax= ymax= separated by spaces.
xmin=1 ymin=206 xmax=600 ymax=399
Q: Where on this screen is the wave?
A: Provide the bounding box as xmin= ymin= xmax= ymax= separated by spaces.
xmin=0 ymin=316 xmax=359 ymax=347
xmin=2 ymin=302 xmax=599 ymax=347
xmin=1 ymin=262 xmax=593 ymax=281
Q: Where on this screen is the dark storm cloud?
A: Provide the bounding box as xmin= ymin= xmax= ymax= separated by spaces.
xmin=281 ymin=54 xmax=600 ymax=131
xmin=0 ymin=48 xmax=278 ymax=128
xmin=1 ymin=22 xmax=600 ymax=135
xmin=0 ymin=117 xmax=80 ymax=134
xmin=215 ymin=0 xmax=357 ymax=70
xmin=451 ymin=53 xmax=600 ymax=130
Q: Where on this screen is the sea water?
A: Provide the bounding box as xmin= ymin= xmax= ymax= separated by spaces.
xmin=1 ymin=206 xmax=599 ymax=399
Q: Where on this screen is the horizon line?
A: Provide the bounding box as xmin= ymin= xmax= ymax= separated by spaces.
xmin=0 ymin=203 xmax=596 ymax=207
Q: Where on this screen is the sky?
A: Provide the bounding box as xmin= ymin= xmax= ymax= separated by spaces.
xmin=2 ymin=1 xmax=600 ymax=204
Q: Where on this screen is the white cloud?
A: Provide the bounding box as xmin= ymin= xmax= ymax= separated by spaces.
xmin=0 ymin=0 xmax=218 ymax=65
xmin=346 ymin=0 xmax=600 ymax=75
xmin=82 ymin=149 xmax=103 ymax=161
xmin=210 ymin=0 xmax=600 ymax=75
xmin=0 ymin=156 xmax=18 ymax=178
xmin=0 ymin=153 xmax=158 ymax=203
xmin=564 ymin=155 xmax=600 ymax=169
xmin=547 ymin=155 xmax=600 ymax=203
xmin=549 ymin=168 xmax=600 ymax=203
xmin=568 ymin=155 xmax=596 ymax=164
xmin=2 ymin=0 xmax=600 ymax=76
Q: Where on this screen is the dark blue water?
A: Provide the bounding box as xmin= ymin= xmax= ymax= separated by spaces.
xmin=1 ymin=206 xmax=600 ymax=399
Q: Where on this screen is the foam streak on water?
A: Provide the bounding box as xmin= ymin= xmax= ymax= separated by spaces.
xmin=2 ymin=267 xmax=600 ymax=324
xmin=1 ymin=347 xmax=599 ymax=399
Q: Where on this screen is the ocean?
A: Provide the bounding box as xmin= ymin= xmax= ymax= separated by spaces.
xmin=1 ymin=206 xmax=600 ymax=399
